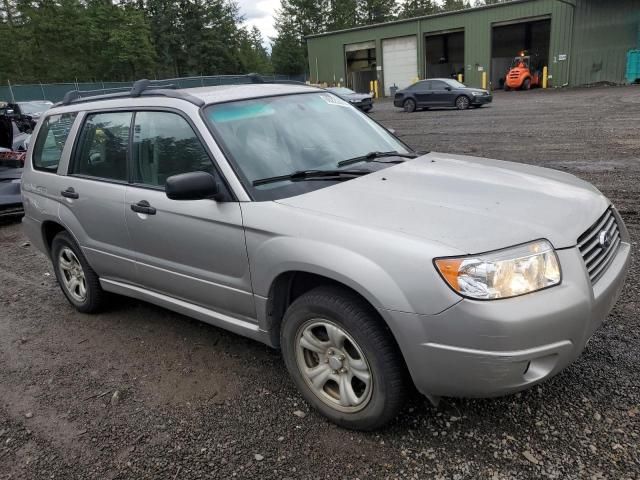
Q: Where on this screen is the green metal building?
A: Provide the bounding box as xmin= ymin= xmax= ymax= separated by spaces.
xmin=306 ymin=0 xmax=640 ymax=95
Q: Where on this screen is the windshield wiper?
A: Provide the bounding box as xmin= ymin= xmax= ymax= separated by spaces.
xmin=252 ymin=169 xmax=370 ymax=187
xmin=337 ymin=150 xmax=418 ymax=168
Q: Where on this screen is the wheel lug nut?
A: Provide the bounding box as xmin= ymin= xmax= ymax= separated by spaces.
xmin=338 ymin=355 xmax=345 ymax=361
xmin=339 ymin=367 xmax=347 ymax=374
xmin=328 ymin=349 xmax=334 ymax=355
xmin=332 ymin=370 xmax=338 ymax=375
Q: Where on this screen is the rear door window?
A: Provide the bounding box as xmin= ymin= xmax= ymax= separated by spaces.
xmin=32 ymin=113 xmax=77 ymax=172
xmin=71 ymin=112 xmax=132 ymax=182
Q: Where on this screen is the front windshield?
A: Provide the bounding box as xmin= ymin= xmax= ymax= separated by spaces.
xmin=328 ymin=87 xmax=354 ymax=95
xmin=18 ymin=102 xmax=52 ymax=115
xmin=445 ymin=79 xmax=466 ymax=89
xmin=204 ymin=92 xmax=408 ymax=199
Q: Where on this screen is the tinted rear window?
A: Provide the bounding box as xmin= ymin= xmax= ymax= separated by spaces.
xmin=32 ymin=113 xmax=77 ymax=172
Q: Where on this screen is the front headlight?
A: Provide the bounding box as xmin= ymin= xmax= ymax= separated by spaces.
xmin=472 ymin=91 xmax=482 ymax=96
xmin=434 ymin=240 xmax=561 ymax=300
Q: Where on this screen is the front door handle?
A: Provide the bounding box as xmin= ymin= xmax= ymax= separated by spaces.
xmin=61 ymin=187 xmax=79 ymax=199
xmin=130 ymin=200 xmax=156 ymax=215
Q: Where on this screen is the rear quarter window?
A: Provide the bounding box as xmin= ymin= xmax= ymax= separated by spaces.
xmin=32 ymin=113 xmax=77 ymax=172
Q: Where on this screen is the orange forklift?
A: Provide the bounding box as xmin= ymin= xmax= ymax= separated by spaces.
xmin=504 ymin=51 xmax=542 ymax=91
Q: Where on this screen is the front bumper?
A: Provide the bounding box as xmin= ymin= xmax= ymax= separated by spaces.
xmin=381 ymin=243 xmax=630 ymax=398
xmin=351 ymin=100 xmax=373 ymax=111
xmin=471 ymin=94 xmax=493 ymax=105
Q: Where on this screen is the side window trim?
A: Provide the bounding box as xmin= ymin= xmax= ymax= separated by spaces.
xmin=59 ymin=106 xmax=235 ymax=201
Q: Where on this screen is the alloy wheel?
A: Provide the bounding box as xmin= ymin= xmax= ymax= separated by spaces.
xmin=295 ymin=319 xmax=373 ymax=413
xmin=58 ymin=247 xmax=87 ymax=303
xmin=456 ymin=96 xmax=470 ymax=110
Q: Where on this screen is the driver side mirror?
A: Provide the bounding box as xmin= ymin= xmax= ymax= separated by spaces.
xmin=445 ymin=86 xmax=452 ymax=91
xmin=166 ymin=171 xmax=219 ymax=201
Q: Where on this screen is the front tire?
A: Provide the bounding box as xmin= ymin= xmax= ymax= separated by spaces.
xmin=522 ymin=78 xmax=531 ymax=90
xmin=403 ymin=98 xmax=416 ymax=113
xmin=51 ymin=231 xmax=105 ymax=313
xmin=455 ymin=95 xmax=470 ymax=110
xmin=280 ymin=286 xmax=408 ymax=430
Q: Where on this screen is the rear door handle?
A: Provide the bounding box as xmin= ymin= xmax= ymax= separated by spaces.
xmin=61 ymin=187 xmax=79 ymax=199
xmin=130 ymin=200 xmax=156 ymax=215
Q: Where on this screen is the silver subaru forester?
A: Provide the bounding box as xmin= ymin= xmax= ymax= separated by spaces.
xmin=21 ymin=80 xmax=630 ymax=430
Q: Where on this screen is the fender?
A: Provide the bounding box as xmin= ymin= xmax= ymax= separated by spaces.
xmin=251 ymin=236 xmax=414 ymax=314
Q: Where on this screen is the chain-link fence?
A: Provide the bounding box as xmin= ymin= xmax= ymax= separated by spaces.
xmin=0 ymin=74 xmax=308 ymax=103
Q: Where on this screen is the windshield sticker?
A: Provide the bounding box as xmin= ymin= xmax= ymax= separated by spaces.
xmin=319 ymin=94 xmax=350 ymax=107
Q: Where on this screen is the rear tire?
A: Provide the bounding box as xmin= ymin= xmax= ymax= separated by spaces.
xmin=403 ymin=98 xmax=416 ymax=113
xmin=280 ymin=286 xmax=408 ymax=430
xmin=455 ymin=95 xmax=470 ymax=110
xmin=51 ymin=231 xmax=105 ymax=313
xmin=522 ymin=78 xmax=531 ymax=90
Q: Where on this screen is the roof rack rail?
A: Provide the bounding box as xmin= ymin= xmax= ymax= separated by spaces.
xmin=58 ymin=79 xmax=204 ymax=107
xmin=57 ymin=74 xmax=309 ymax=107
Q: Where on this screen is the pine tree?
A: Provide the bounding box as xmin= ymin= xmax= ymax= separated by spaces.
xmin=440 ymin=0 xmax=471 ymax=12
xmin=398 ymin=0 xmax=438 ymax=19
xmin=271 ymin=10 xmax=307 ymax=75
xmin=327 ymin=0 xmax=358 ymax=31
xmin=357 ymin=0 xmax=397 ymax=25
xmin=239 ymin=26 xmax=273 ymax=74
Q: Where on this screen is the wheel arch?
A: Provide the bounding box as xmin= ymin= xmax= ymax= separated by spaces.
xmin=263 ymin=268 xmax=406 ymax=350
xmin=263 ymin=269 xmax=413 ymax=397
xmin=41 ymin=220 xmax=68 ymax=256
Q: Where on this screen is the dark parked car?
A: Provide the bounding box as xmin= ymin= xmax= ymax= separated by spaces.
xmin=326 ymin=87 xmax=373 ymax=112
xmin=0 ymin=156 xmax=23 ymax=218
xmin=393 ymin=78 xmax=492 ymax=112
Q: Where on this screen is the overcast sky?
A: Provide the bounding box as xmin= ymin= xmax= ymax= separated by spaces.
xmin=238 ymin=0 xmax=280 ymax=45
xmin=237 ymin=0 xmax=453 ymax=47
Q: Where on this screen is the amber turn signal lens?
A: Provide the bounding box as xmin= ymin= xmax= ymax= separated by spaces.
xmin=434 ymin=258 xmax=463 ymax=292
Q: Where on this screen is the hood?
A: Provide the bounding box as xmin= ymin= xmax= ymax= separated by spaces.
xmin=276 ymin=152 xmax=609 ymax=253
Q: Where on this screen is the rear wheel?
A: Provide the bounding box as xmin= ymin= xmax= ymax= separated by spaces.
xmin=51 ymin=231 xmax=105 ymax=313
xmin=403 ymin=98 xmax=416 ymax=113
xmin=280 ymin=286 xmax=408 ymax=430
xmin=455 ymin=95 xmax=470 ymax=110
xmin=522 ymin=78 xmax=531 ymax=90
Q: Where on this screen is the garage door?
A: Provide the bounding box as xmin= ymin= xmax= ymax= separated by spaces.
xmin=382 ymin=36 xmax=418 ymax=96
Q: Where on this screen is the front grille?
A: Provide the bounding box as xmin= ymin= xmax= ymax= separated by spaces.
xmin=577 ymin=208 xmax=621 ymax=284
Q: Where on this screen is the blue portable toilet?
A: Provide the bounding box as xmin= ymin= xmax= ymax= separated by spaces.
xmin=627 ymin=50 xmax=640 ymax=83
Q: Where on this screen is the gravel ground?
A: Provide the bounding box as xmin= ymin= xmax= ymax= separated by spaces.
xmin=1 ymin=85 xmax=639 ymax=480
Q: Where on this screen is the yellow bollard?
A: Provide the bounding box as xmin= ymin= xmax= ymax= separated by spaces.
xmin=542 ymin=66 xmax=548 ymax=89
xmin=457 ymin=73 xmax=463 ymax=83
xmin=482 ymin=71 xmax=487 ymax=90
xmin=369 ymin=80 xmax=374 ymax=94
xmin=373 ymin=80 xmax=379 ymax=99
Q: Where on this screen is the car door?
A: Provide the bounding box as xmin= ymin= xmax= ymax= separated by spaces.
xmin=61 ymin=111 xmax=137 ymax=283
xmin=430 ymin=80 xmax=453 ymax=105
xmin=124 ymin=110 xmax=255 ymax=320
xmin=412 ymin=81 xmax=432 ymax=106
